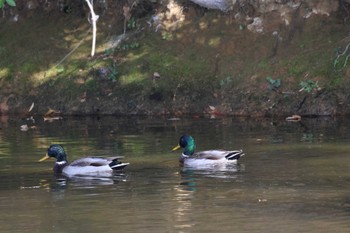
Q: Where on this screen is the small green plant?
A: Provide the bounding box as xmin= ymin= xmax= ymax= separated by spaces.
xmin=118 ymin=44 xmax=129 ymax=51
xmin=129 ymin=42 xmax=140 ymax=49
xmin=127 ymin=17 xmax=136 ymax=29
xmin=220 ymin=76 xmax=232 ymax=87
xmin=299 ymin=80 xmax=319 ymax=93
xmin=266 ymin=76 xmax=281 ymax=90
xmin=0 ymin=0 xmax=16 ymax=8
xmin=333 ymin=44 xmax=350 ymax=71
xmin=116 ymin=42 xmax=140 ymax=51
xmin=162 ymin=32 xmax=172 ymax=40
xmin=301 ymin=133 xmax=314 ymax=143
xmin=56 ymin=65 xmax=65 ymax=74
xmin=108 ymin=63 xmax=119 ymax=81
xmin=104 ymin=48 xmax=115 ymax=56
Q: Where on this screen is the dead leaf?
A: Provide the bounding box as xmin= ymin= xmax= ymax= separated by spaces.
xmin=207 ymin=105 xmax=223 ymax=117
xmin=44 ymin=108 xmax=62 ymax=117
xmin=286 ymin=115 xmax=301 ymax=122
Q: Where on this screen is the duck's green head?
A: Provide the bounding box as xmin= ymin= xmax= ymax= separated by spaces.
xmin=38 ymin=144 xmax=68 ymax=163
xmin=172 ymin=135 xmax=196 ymax=156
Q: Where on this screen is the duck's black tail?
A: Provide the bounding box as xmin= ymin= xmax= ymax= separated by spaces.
xmin=225 ymin=150 xmax=245 ymax=160
xmin=109 ymin=159 xmax=130 ymax=170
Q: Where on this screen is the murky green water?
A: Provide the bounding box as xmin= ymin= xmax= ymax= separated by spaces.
xmin=0 ymin=115 xmax=349 ymax=232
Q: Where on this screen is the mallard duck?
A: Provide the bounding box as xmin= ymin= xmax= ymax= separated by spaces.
xmin=39 ymin=144 xmax=129 ymax=177
xmin=172 ymin=135 xmax=244 ymax=167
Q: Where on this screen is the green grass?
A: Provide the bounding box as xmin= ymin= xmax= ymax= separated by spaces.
xmin=1 ymin=9 xmax=350 ymax=115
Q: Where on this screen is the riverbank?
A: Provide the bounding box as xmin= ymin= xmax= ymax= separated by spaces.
xmin=1 ymin=1 xmax=350 ymax=116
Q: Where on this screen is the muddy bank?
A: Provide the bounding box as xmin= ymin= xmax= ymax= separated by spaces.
xmin=2 ymin=82 xmax=350 ymax=117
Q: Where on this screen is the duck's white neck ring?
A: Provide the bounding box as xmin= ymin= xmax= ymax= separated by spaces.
xmin=56 ymin=161 xmax=67 ymax=165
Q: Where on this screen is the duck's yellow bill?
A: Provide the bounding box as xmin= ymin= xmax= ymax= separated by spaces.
xmin=172 ymin=145 xmax=181 ymax=151
xmin=38 ymin=154 xmax=50 ymax=162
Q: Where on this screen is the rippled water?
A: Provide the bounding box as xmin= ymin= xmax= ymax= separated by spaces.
xmin=0 ymin=115 xmax=349 ymax=232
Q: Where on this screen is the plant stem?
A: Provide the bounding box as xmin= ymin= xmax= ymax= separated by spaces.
xmin=85 ymin=0 xmax=99 ymax=57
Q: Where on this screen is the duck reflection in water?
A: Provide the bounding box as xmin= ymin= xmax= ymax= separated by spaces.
xmin=180 ymin=163 xmax=244 ymax=184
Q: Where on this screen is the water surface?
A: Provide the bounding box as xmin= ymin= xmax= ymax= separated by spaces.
xmin=0 ymin=116 xmax=349 ymax=232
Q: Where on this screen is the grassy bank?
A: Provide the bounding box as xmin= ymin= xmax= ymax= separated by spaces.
xmin=0 ymin=8 xmax=349 ymax=116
